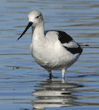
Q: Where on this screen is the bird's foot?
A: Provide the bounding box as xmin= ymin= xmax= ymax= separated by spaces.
xmin=49 ymin=73 xmax=52 ymax=79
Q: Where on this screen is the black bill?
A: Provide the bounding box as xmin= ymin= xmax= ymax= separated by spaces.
xmin=17 ymin=22 xmax=33 ymax=41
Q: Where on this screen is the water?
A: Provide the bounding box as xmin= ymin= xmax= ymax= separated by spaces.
xmin=0 ymin=0 xmax=99 ymax=110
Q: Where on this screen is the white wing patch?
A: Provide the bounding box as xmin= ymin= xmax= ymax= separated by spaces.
xmin=61 ymin=40 xmax=79 ymax=48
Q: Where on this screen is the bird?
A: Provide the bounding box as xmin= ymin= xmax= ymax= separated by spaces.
xmin=17 ymin=10 xmax=88 ymax=79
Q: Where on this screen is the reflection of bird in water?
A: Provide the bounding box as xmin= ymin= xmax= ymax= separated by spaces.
xmin=31 ymin=79 xmax=84 ymax=110
xmin=17 ymin=10 xmax=88 ymax=79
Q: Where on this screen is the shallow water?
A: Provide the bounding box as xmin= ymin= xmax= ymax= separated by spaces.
xmin=0 ymin=0 xmax=99 ymax=110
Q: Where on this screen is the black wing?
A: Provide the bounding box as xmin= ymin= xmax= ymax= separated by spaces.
xmin=57 ymin=31 xmax=73 ymax=43
xmin=44 ymin=30 xmax=73 ymax=43
xmin=44 ymin=30 xmax=83 ymax=54
xmin=57 ymin=31 xmax=83 ymax=55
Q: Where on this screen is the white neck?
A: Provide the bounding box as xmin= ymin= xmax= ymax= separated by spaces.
xmin=32 ymin=21 xmax=44 ymax=43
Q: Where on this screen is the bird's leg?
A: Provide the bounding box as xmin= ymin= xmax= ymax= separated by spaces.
xmin=62 ymin=68 xmax=66 ymax=79
xmin=48 ymin=70 xmax=52 ymax=79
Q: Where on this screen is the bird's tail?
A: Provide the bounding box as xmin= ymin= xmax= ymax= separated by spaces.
xmin=78 ymin=43 xmax=89 ymax=47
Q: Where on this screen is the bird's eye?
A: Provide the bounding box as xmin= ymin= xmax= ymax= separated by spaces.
xmin=36 ymin=15 xmax=40 ymax=19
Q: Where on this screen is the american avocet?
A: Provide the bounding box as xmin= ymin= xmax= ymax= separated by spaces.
xmin=17 ymin=10 xmax=88 ymax=79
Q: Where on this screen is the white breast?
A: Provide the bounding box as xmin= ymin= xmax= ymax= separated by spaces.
xmin=30 ymin=33 xmax=80 ymax=70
